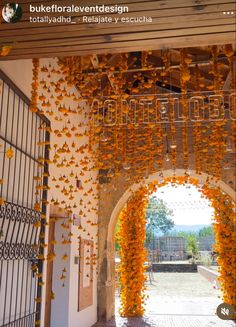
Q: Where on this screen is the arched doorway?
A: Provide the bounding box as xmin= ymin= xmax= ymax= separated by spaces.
xmin=97 ymin=169 xmax=235 ymax=321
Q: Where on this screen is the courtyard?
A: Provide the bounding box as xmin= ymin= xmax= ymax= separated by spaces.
xmin=95 ymin=273 xmax=235 ymax=327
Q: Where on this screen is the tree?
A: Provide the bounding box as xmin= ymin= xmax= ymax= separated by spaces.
xmin=176 ymin=231 xmax=199 ymax=260
xmin=199 ymin=226 xmax=213 ymax=237
xmin=146 ymin=197 xmax=174 ymax=243
xmin=115 ymin=219 xmax=121 ymax=251
xmin=186 ymin=234 xmax=199 ymax=258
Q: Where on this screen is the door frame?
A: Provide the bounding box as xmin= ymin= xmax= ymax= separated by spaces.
xmin=44 ymin=206 xmax=70 ymax=327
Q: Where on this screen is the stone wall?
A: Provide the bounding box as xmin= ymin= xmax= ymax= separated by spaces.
xmin=197 ymin=265 xmax=220 ymax=288
xmin=152 ymin=263 xmax=197 ymax=272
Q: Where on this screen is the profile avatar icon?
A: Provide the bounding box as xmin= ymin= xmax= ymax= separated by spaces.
xmin=2 ymin=3 xmax=22 ymax=23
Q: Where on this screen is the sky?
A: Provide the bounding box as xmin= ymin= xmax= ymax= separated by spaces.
xmin=153 ymin=184 xmax=214 ymax=226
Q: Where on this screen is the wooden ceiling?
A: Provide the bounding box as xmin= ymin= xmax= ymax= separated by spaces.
xmin=0 ymin=0 xmax=235 ymax=60
xmin=58 ymin=46 xmax=234 ymax=97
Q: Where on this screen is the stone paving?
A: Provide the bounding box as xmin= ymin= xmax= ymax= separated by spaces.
xmin=94 ymin=315 xmax=235 ymax=327
xmin=93 ymin=273 xmax=236 ymax=327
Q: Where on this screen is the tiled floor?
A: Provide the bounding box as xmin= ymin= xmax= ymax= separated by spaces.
xmin=93 ymin=273 xmax=236 ymax=327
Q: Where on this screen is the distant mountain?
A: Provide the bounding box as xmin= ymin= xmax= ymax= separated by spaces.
xmin=171 ymin=224 xmax=210 ymax=233
xmin=155 ymin=224 xmax=211 ymax=236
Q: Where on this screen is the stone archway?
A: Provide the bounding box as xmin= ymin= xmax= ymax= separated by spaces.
xmin=97 ymin=169 xmax=236 ymax=322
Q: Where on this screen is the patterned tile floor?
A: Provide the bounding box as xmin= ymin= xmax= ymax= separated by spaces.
xmin=93 ymin=273 xmax=236 ymax=327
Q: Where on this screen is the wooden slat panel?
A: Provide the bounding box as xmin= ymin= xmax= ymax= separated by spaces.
xmin=2 ymin=33 xmax=234 ymax=60
xmin=0 ymin=18 xmax=234 ymax=41
xmin=3 ymin=0 xmax=234 ymax=10
xmin=2 ymin=0 xmax=168 ymax=5
xmin=4 ymin=25 xmax=235 ymax=50
xmin=1 ymin=2 xmax=234 ymax=24
xmin=1 ymin=1 xmax=235 ymax=32
xmin=0 ymin=10 xmax=233 ymax=34
xmin=0 ymin=0 xmax=235 ymax=60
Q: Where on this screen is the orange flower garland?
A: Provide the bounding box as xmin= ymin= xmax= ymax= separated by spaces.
xmin=180 ymin=49 xmax=191 ymax=171
xmin=201 ymin=185 xmax=236 ymax=311
xmin=118 ymin=187 xmax=149 ymax=317
xmin=27 ymin=57 xmax=100 ymax=293
xmin=193 ymin=65 xmax=203 ymax=174
xmin=0 ymin=45 xmax=12 ymax=56
xmin=118 ymin=176 xmax=235 ymax=317
xmin=30 ymin=58 xmax=40 ymax=113
xmin=58 ymin=47 xmax=235 ymax=184
xmin=26 ymin=48 xmax=235 ymax=314
xmin=209 ymin=45 xmax=226 ymax=178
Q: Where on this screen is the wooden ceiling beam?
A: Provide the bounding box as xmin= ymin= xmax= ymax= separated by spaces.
xmin=223 ymin=62 xmax=236 ymax=90
xmin=9 ymin=0 xmax=234 ymax=13
xmin=0 ymin=12 xmax=232 ymax=36
xmin=0 ymin=0 xmax=234 ymax=61
xmin=61 ymin=55 xmax=233 ymax=75
xmin=90 ymin=55 xmax=99 ymax=69
xmin=2 ymin=33 xmax=235 ymax=61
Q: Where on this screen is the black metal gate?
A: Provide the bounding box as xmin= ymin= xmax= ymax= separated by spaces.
xmin=0 ymin=70 xmax=50 ymax=327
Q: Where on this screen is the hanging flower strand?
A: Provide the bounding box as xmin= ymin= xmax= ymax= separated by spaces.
xmin=118 ymin=187 xmax=150 ymax=317
xmin=30 ymin=58 xmax=40 ymax=113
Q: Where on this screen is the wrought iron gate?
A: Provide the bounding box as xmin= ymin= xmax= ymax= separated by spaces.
xmin=0 ymin=70 xmax=50 ymax=327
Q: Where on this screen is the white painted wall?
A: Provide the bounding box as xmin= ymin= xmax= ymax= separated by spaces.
xmin=68 ymin=225 xmax=97 ymax=327
xmin=36 ymin=58 xmax=98 ymax=327
xmin=0 ymin=60 xmax=33 ymax=98
xmin=0 ymin=59 xmax=98 ymax=327
xmin=51 ymin=217 xmax=97 ymax=327
xmin=51 ymin=219 xmax=71 ymax=327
